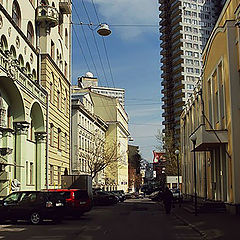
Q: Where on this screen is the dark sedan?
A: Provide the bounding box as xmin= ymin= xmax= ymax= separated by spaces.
xmin=0 ymin=191 xmax=65 ymax=224
xmin=93 ymin=191 xmax=118 ymax=206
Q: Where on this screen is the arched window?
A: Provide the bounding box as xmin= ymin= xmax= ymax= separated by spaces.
xmin=10 ymin=45 xmax=16 ymax=59
xmin=52 ymin=2 xmax=55 ymax=7
xmin=65 ymin=28 xmax=68 ymax=47
xmin=32 ymin=69 xmax=37 ymax=80
xmin=18 ymin=54 xmax=24 ymax=67
xmin=26 ymin=62 xmax=31 ymax=74
xmin=1 ymin=35 xmax=8 ymax=51
xmin=12 ymin=0 xmax=21 ymax=27
xmin=27 ymin=21 xmax=34 ymax=44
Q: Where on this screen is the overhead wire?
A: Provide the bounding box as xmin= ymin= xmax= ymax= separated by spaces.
xmin=72 ymin=25 xmax=91 ymax=71
xmin=72 ymin=3 xmax=101 ymax=79
xmin=81 ymin=0 xmax=110 ymax=88
xmin=91 ymin=0 xmax=116 ymax=88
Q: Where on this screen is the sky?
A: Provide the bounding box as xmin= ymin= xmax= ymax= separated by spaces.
xmin=71 ymin=0 xmax=163 ymax=162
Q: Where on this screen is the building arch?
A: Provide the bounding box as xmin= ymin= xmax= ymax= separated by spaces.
xmin=0 ymin=76 xmax=25 ymax=122
xmin=29 ymin=101 xmax=45 ymax=133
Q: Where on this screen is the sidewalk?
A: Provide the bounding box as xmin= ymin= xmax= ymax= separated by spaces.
xmin=172 ymin=202 xmax=240 ymax=240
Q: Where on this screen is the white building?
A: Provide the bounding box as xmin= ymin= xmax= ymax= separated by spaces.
xmin=77 ymin=73 xmax=125 ymax=107
xmin=71 ymin=92 xmax=108 ymax=188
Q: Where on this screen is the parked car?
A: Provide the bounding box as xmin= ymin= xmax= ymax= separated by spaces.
xmin=93 ymin=191 xmax=118 ymax=206
xmin=170 ymin=188 xmax=183 ymax=203
xmin=0 ymin=191 xmax=65 ymax=225
xmin=149 ymin=190 xmax=163 ymax=201
xmin=49 ymin=189 xmax=92 ymax=217
xmin=110 ymin=190 xmax=126 ymax=202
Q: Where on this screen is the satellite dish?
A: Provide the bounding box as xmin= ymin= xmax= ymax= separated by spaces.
xmin=85 ymin=72 xmax=94 ymax=78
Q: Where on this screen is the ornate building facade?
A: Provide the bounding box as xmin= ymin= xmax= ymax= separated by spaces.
xmin=0 ymin=0 xmax=71 ymax=196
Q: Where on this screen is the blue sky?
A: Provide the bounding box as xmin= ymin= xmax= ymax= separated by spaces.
xmin=71 ymin=0 xmax=163 ymax=162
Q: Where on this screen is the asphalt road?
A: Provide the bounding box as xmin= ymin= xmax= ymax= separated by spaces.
xmin=0 ymin=198 xmax=203 ymax=240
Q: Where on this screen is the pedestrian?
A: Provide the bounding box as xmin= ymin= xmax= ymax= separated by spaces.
xmin=162 ymin=187 xmax=173 ymax=214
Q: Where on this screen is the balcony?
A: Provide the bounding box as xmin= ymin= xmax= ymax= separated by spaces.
xmin=36 ymin=5 xmax=59 ymax=28
xmin=190 ymin=124 xmax=228 ymax=151
xmin=59 ymin=0 xmax=72 ymax=14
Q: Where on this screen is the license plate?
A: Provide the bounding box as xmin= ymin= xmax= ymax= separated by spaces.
xmin=56 ymin=203 xmax=63 ymax=207
xmin=79 ymin=202 xmax=86 ymax=205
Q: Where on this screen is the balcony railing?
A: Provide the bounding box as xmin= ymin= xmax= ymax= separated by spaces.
xmin=36 ymin=5 xmax=59 ymax=28
xmin=59 ymin=0 xmax=72 ymax=14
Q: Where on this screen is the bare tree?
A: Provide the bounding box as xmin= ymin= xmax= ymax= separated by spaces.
xmin=83 ymin=136 xmax=123 ymax=180
xmin=155 ymin=129 xmax=179 ymax=176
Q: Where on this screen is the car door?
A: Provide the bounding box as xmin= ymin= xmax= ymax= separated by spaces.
xmin=1 ymin=192 xmax=22 ymax=220
xmin=16 ymin=192 xmax=39 ymax=219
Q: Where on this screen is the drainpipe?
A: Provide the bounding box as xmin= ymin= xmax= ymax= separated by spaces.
xmin=69 ymin=10 xmax=72 ymax=174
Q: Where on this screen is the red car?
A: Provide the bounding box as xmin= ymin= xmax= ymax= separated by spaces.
xmin=49 ymin=189 xmax=92 ymax=218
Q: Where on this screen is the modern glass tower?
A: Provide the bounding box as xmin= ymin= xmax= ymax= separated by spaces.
xmin=159 ymin=0 xmax=226 ymax=146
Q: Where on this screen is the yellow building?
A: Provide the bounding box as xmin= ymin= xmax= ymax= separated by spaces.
xmin=37 ymin=0 xmax=72 ymax=188
xmin=72 ymin=87 xmax=129 ymax=192
xmin=181 ymin=0 xmax=240 ymax=213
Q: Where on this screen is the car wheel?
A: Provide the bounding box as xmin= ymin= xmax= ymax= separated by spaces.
xmin=30 ymin=212 xmax=42 ymax=225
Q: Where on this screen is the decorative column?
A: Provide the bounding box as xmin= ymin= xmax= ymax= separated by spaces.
xmin=35 ymin=132 xmax=47 ymax=190
xmin=14 ymin=122 xmax=29 ymax=189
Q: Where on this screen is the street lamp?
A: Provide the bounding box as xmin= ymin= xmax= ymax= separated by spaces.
xmin=97 ymin=23 xmax=112 ymax=36
xmin=190 ymin=133 xmax=197 ymax=216
xmin=79 ymin=22 xmax=112 ymax=37
xmin=175 ymin=149 xmax=180 ymax=207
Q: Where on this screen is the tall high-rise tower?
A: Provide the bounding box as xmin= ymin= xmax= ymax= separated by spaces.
xmin=159 ymin=0 xmax=226 ymax=146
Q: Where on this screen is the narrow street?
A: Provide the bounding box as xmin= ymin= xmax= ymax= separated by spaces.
xmin=0 ymin=199 xmax=203 ymax=240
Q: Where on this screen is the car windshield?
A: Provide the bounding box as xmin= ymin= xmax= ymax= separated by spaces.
xmin=57 ymin=191 xmax=71 ymax=199
xmin=4 ymin=192 xmax=21 ymax=203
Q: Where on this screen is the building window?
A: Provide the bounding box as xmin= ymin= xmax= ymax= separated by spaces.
xmin=30 ymin=162 xmax=33 ymax=185
xmin=64 ymin=62 xmax=68 ymax=77
xmin=51 ymin=40 xmax=55 ymax=60
xmin=65 ymin=28 xmax=68 ymax=47
xmin=50 ymin=82 xmax=53 ymax=103
xmin=29 ymin=120 xmax=34 ymax=141
xmin=12 ymin=0 xmax=21 ymax=27
xmin=57 ymin=128 xmax=61 ymax=150
xmin=64 ymin=97 xmax=67 ymax=115
xmin=58 ymin=11 xmax=63 ymax=37
xmin=58 ymin=167 xmax=61 ymax=185
xmin=50 ymin=123 xmax=54 ymax=146
xmin=65 ymin=133 xmax=67 ymax=152
xmin=57 ymin=90 xmax=60 ymax=109
xmin=50 ymin=165 xmax=54 ymax=185
xmin=26 ymin=161 xmax=28 ymax=184
xmin=27 ymin=21 xmax=34 ymax=44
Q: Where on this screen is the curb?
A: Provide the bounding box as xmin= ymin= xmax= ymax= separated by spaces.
xmin=173 ymin=212 xmax=208 ymax=240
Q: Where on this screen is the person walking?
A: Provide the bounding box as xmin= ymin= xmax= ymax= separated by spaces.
xmin=162 ymin=187 xmax=174 ymax=214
